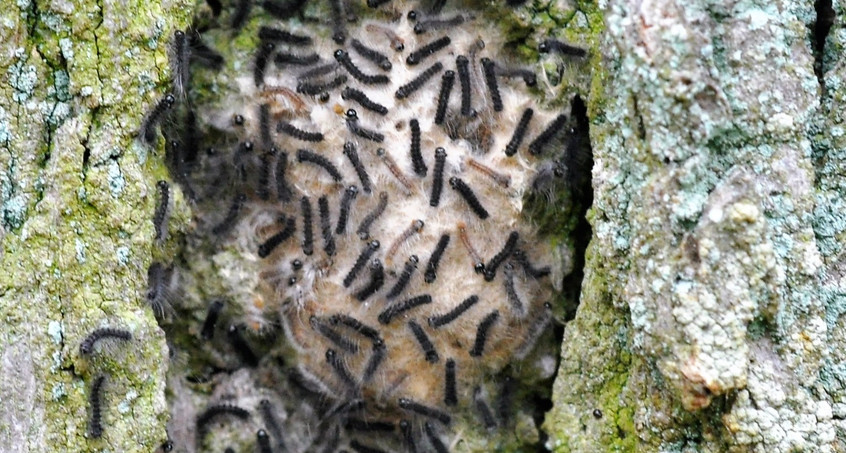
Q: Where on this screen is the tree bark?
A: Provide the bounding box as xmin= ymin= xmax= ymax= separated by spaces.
xmin=546 ymin=0 xmax=846 ymax=451
xmin=0 ymin=0 xmax=190 ymax=451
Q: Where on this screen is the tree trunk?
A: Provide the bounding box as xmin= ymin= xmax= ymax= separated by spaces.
xmin=2 ymin=0 xmax=844 ymax=452
xmin=545 ymin=0 xmax=846 ymax=451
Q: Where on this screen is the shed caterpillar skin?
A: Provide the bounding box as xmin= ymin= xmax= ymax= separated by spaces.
xmin=157 ymin=3 xmax=569 ymax=450
xmin=153 ymin=181 xmax=171 ymax=244
xmin=538 ymin=38 xmax=588 ymax=57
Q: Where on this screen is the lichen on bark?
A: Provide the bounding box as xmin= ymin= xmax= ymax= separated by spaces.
xmin=0 ymin=0 xmax=190 ymax=451
xmin=545 ymin=0 xmax=844 ymax=451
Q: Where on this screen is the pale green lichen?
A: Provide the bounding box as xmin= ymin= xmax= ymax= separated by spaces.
xmin=545 ymin=0 xmax=845 ymax=451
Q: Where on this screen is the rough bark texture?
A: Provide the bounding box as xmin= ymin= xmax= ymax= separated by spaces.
xmin=545 ymin=0 xmax=846 ymax=451
xmin=0 ymin=0 xmax=190 ymax=451
xmin=2 ymin=0 xmax=844 ymax=451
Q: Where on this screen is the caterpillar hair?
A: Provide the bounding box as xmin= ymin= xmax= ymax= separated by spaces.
xmin=429 ymin=147 xmax=447 ymax=206
xmin=233 ymin=140 xmax=253 ymax=182
xmin=343 ymin=240 xmax=381 ymax=287
xmin=513 ymin=302 xmax=553 ymax=360
xmin=408 ymin=320 xmax=439 ymax=363
xmin=538 ymin=38 xmax=587 ymax=57
xmin=480 ymin=58 xmax=503 ymax=112
xmin=497 ymin=375 xmax=515 ymax=426
xmin=311 ymin=316 xmax=359 ymax=354
xmin=456 ymin=55 xmax=472 ymax=116
xmin=503 ymin=263 xmax=525 ymax=316
xmin=457 ymin=222 xmax=485 ymax=273
xmin=328 ymin=314 xmax=383 ymax=345
xmin=201 ymin=300 xmax=224 ymax=340
xmin=274 ymin=51 xmax=321 ymax=66
xmin=188 ymin=31 xmax=224 ymax=70
xmin=428 ymin=0 xmax=447 ymax=13
xmin=385 ymin=255 xmax=419 ymax=299
xmin=424 ymin=421 xmax=449 ymax=453
xmin=206 ymin=0 xmax=222 ymax=16
xmin=472 ymin=387 xmax=497 ymax=429
xmin=350 ymin=439 xmax=389 ymax=453
xmin=386 ymin=219 xmax=424 ymax=265
xmin=261 ymin=0 xmax=307 ymax=19
xmin=153 ymin=180 xmax=170 ymax=244
xmin=511 ymin=249 xmax=551 ymax=279
xmin=378 ymin=294 xmax=432 ymax=324
xmin=258 ymin=148 xmax=275 ymax=200
xmin=275 ymin=149 xmax=293 ymax=201
xmin=414 ymin=14 xmax=470 ymax=34
xmin=343 ymin=142 xmax=374 ymax=193
xmin=428 ymin=294 xmax=478 ymax=328
xmin=504 ymin=108 xmax=533 ymax=156
xmin=329 ymin=0 xmax=346 ymax=43
xmin=434 ymin=70 xmax=455 ymax=125
xmin=171 ymin=30 xmax=191 ymax=98
xmin=89 ymin=375 xmax=106 ymax=438
xmin=253 ymin=41 xmax=276 ymax=87
xmin=230 ymin=0 xmax=252 ymax=29
xmin=227 ymin=324 xmax=259 ymax=366
xmin=345 ymin=109 xmax=385 ymax=142
xmin=256 ymin=429 xmax=273 ymax=453
xmin=350 ymin=39 xmax=393 ymax=71
xmin=325 ymin=348 xmax=359 ymax=393
xmin=469 ymin=311 xmax=500 ymax=357
xmin=140 ymin=93 xmax=175 ymax=146
xmin=258 ymin=215 xmax=296 ymax=258
xmin=211 ymin=193 xmax=247 ymax=235
xmin=449 ymin=177 xmax=489 ymax=219
xmin=297 ymin=61 xmax=340 ymax=80
xmin=296 ymin=74 xmax=348 ymax=95
xmin=289 ymin=364 xmax=337 ymax=400
xmin=146 ymin=262 xmax=172 ymax=318
xmin=376 ymin=147 xmax=414 ymax=195
xmin=318 ymin=195 xmax=337 ymax=256
xmin=396 ymin=61 xmax=444 ymax=99
xmin=398 ymin=397 xmax=451 ymax=425
xmin=195 ymin=404 xmax=250 ymax=442
xmin=406 ymin=36 xmax=451 ymax=65
xmin=409 ymin=119 xmax=427 ymax=176
xmin=484 ymin=230 xmax=519 ymax=281
xmin=495 ymin=65 xmax=537 ymax=86
xmin=366 ymin=0 xmax=391 ymax=7
xmin=297 ymin=148 xmax=343 ymax=181
xmin=342 ymin=87 xmax=389 ymax=115
xmin=354 ymin=259 xmax=385 ymax=301
xmin=528 ymin=113 xmax=568 ymax=155
xmin=467 ymin=158 xmax=510 ymax=188
xmin=424 ymin=234 xmax=450 ymax=283
xmin=80 ymin=328 xmax=132 ymax=355
xmin=345 ymin=418 xmax=395 ymax=432
xmin=334 ymin=49 xmax=391 ymax=84
xmin=400 ymin=420 xmax=418 ymax=453
xmin=365 ymin=23 xmax=405 ymax=52
xmin=259 ymin=103 xmax=272 ymax=147
xmin=336 ymin=185 xmax=359 ymax=234
xmin=258 ymin=25 xmax=312 ymax=46
xmin=362 ymin=341 xmax=387 ymax=382
xmin=444 ymin=358 xmax=457 ymax=406
xmin=318 ymin=425 xmax=342 ymax=453
xmin=356 ymin=191 xmax=388 ymax=239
